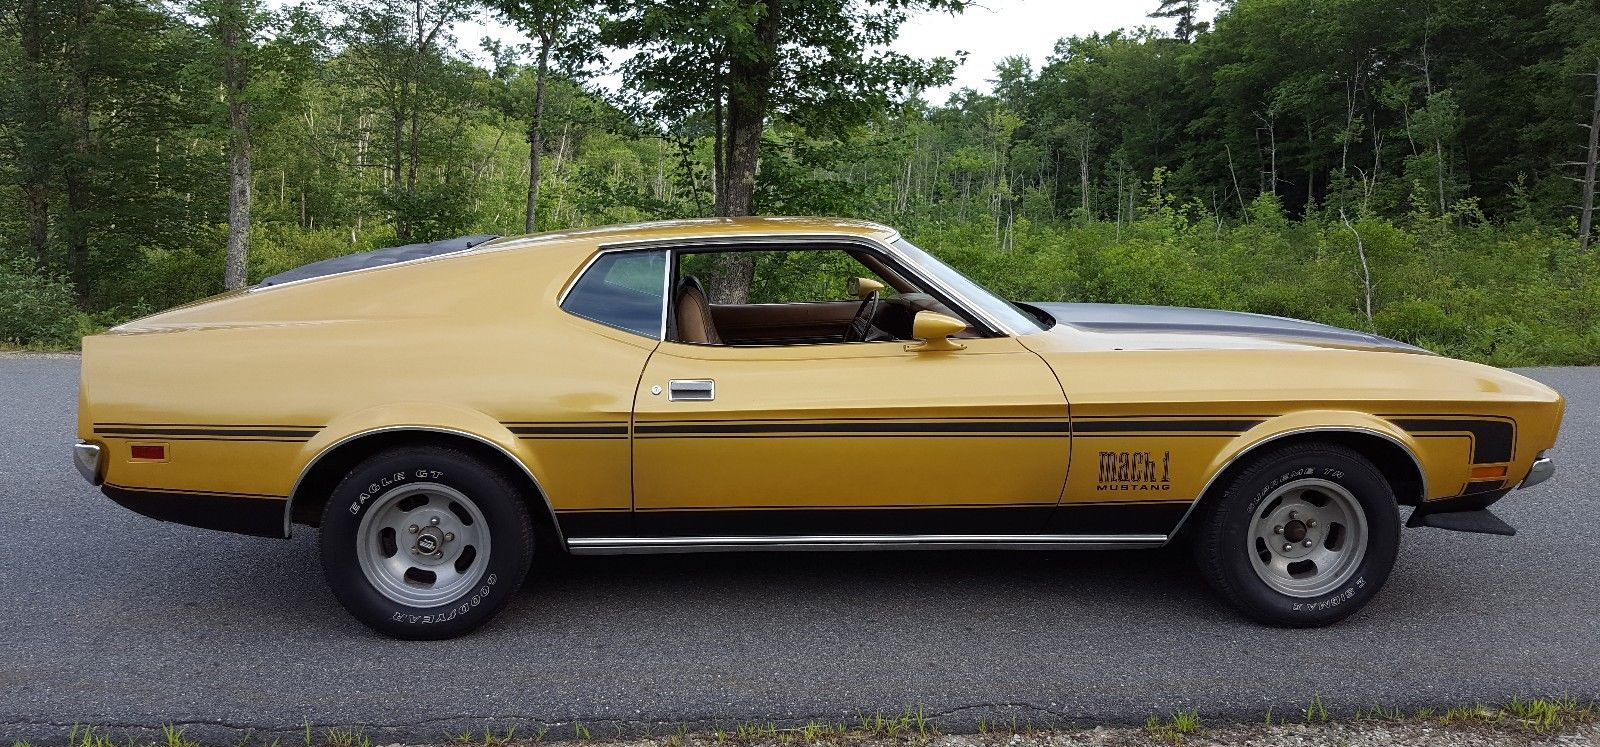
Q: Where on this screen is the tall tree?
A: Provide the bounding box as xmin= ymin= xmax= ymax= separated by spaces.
xmin=337 ymin=0 xmax=478 ymax=240
xmin=600 ymin=0 xmax=967 ymax=301
xmin=1149 ymin=0 xmax=1202 ymax=43
xmin=483 ymin=0 xmax=597 ymax=234
xmin=11 ymin=0 xmax=63 ymax=265
xmin=1579 ymin=58 xmax=1599 ymax=252
xmin=196 ymin=0 xmax=261 ymax=289
xmin=61 ymin=0 xmax=96 ymax=304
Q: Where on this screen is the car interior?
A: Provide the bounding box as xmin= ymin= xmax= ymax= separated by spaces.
xmin=669 ymin=246 xmax=978 ymax=347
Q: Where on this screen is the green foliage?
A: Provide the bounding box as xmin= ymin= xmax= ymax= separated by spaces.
xmin=0 ymin=0 xmax=1595 ymax=364
xmin=0 ymin=263 xmax=80 ymax=347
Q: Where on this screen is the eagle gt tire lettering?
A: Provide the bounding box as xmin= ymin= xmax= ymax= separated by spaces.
xmin=319 ymin=445 xmax=534 ymax=639
xmin=1191 ymin=442 xmax=1400 ymax=627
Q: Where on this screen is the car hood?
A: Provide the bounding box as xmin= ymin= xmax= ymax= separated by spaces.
xmin=1026 ymin=302 xmax=1428 ymax=354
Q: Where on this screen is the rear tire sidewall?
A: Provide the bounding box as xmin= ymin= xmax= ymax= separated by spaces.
xmin=319 ymin=447 xmax=533 ymax=639
xmin=1199 ymin=445 xmax=1400 ymax=627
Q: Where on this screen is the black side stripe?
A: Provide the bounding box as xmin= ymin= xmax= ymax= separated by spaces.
xmin=1388 ymin=417 xmax=1515 ymax=464
xmin=94 ymin=426 xmax=320 ymax=440
xmin=505 ymin=421 xmax=629 ymax=439
xmin=1072 ymin=419 xmax=1264 ymax=434
xmin=635 ymin=421 xmax=1071 ymax=436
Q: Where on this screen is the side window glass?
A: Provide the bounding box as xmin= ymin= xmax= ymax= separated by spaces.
xmin=677 ymin=249 xmax=894 ymax=304
xmin=561 ymin=250 xmax=667 ymax=337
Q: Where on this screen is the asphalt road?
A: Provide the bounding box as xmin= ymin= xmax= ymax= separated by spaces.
xmin=3 ymin=356 xmax=1598 ymax=743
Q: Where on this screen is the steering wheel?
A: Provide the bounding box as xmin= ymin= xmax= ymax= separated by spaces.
xmin=844 ymin=291 xmax=880 ymax=343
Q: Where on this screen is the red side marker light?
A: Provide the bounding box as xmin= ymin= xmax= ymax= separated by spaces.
xmin=130 ymin=444 xmax=166 ymax=461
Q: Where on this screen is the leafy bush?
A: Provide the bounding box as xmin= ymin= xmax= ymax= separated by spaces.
xmin=0 ymin=264 xmax=80 ymax=348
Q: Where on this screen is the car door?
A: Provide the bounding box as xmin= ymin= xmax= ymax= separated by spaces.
xmin=630 ymin=335 xmax=1071 ymax=537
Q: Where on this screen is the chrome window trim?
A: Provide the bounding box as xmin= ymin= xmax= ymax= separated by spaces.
xmin=567 ymin=533 xmax=1167 ymax=555
xmin=584 ymin=232 xmax=1024 ymax=338
xmin=557 ymin=246 xmax=672 ymax=340
xmin=284 ymin=425 xmax=565 ymax=548
xmin=1161 ymin=425 xmax=1428 ymax=546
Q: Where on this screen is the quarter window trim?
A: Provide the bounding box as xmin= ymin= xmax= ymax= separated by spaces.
xmin=558 ymin=247 xmax=672 ymax=340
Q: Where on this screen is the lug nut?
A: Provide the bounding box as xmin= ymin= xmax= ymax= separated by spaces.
xmin=444 ymin=532 xmax=455 ymax=542
xmin=1308 ymin=519 xmax=1317 ymax=528
xmin=1282 ymin=543 xmax=1293 ymax=552
xmin=434 ymin=550 xmax=444 ymax=558
xmin=1289 ymin=510 xmax=1298 ymax=520
xmin=1303 ymin=539 xmax=1314 ymax=547
xmin=430 ymin=517 xmax=440 ymax=526
xmin=1273 ymin=525 xmax=1284 ymax=534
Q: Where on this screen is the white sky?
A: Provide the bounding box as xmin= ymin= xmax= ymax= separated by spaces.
xmin=429 ymin=1 xmax=1219 ymax=101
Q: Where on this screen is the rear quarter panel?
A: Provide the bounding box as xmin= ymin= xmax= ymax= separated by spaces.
xmin=78 ymin=239 xmax=656 ymax=532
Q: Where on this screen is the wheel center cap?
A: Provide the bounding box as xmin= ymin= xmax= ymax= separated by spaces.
xmin=416 ymin=531 xmax=441 ymax=554
xmin=1284 ymin=520 xmax=1308 ymax=543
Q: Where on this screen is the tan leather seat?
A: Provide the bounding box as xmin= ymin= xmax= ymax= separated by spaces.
xmin=675 ymin=275 xmax=721 ymax=344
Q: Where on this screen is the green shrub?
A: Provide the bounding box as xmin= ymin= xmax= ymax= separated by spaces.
xmin=0 ymin=264 xmax=80 ymax=348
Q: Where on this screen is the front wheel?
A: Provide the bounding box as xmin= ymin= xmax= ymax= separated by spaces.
xmin=319 ymin=446 xmax=534 ymax=639
xmin=1190 ymin=442 xmax=1400 ymax=627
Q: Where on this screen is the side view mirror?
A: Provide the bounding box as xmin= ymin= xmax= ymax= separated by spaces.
xmin=905 ymin=311 xmax=967 ymax=352
xmin=847 ymin=276 xmax=884 ymax=300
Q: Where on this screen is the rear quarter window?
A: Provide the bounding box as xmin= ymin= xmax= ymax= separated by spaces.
xmin=560 ymin=250 xmax=667 ymax=338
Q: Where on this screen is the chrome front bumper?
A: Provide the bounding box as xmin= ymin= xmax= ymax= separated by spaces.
xmin=1520 ymin=451 xmax=1554 ymax=489
xmin=73 ymin=442 xmax=104 ymax=486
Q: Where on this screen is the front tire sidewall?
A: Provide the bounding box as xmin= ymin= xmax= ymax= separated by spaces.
xmin=1202 ymin=446 xmax=1400 ymax=627
xmin=320 ymin=447 xmax=533 ymax=639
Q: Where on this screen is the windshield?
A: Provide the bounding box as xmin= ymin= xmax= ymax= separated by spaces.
xmin=891 ymin=238 xmax=1048 ymax=332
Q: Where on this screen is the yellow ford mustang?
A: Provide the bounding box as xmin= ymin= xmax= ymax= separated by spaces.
xmin=73 ymin=217 xmax=1563 ymax=638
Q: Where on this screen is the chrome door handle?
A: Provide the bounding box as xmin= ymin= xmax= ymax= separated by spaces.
xmin=668 ymin=379 xmax=715 ymax=401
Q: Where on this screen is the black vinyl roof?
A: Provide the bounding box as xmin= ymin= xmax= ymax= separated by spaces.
xmin=257 ymin=234 xmax=500 ymax=287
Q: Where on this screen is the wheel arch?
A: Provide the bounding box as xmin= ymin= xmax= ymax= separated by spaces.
xmin=1167 ymin=425 xmax=1426 ymax=543
xmin=285 ymin=426 xmax=565 ymax=551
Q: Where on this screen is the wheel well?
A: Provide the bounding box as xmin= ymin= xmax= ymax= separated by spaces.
xmin=1176 ymin=429 xmax=1426 ymax=539
xmin=289 ymin=429 xmax=564 ymax=551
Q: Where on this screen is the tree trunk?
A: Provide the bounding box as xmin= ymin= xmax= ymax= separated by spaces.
xmin=705 ymin=0 xmax=779 ymax=304
xmin=1579 ymin=59 xmax=1599 ymax=253
xmin=18 ymin=0 xmax=53 ymax=265
xmin=524 ymin=37 xmax=550 ymax=234
xmin=1078 ymin=146 xmax=1090 ymax=216
xmin=712 ymin=73 xmax=726 ymax=216
xmin=221 ymin=0 xmax=253 ymax=290
xmin=62 ymin=0 xmax=97 ymax=307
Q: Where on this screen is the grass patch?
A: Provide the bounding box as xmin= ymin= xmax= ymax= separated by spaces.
xmin=16 ymin=700 xmax=1600 ymax=747
xmin=1144 ymin=709 xmax=1202 ymax=744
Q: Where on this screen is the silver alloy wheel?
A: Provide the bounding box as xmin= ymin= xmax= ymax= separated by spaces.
xmin=355 ymin=482 xmax=491 ymax=607
xmin=1247 ymin=477 xmax=1369 ymax=598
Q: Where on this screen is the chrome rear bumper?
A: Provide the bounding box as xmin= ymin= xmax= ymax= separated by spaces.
xmin=1520 ymin=452 xmax=1554 ymax=489
xmin=73 ymin=442 xmax=103 ymax=486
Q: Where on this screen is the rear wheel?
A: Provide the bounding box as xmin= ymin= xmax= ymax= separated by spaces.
xmin=319 ymin=446 xmax=534 ymax=639
xmin=1191 ymin=442 xmax=1399 ymax=627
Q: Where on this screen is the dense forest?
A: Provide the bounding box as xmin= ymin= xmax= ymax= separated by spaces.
xmin=2 ymin=0 xmax=1599 ymax=365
